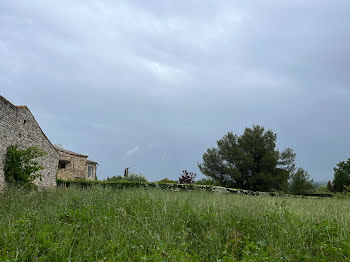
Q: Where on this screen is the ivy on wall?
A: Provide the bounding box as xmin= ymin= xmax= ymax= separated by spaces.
xmin=4 ymin=145 xmax=46 ymax=189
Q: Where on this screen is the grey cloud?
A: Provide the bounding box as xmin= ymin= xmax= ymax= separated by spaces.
xmin=1 ymin=0 xmax=349 ymax=181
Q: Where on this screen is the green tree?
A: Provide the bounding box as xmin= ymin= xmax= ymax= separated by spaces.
xmin=289 ymin=168 xmax=314 ymax=194
xmin=198 ymin=125 xmax=296 ymax=192
xmin=332 ymin=158 xmax=350 ymax=192
xmin=4 ymin=145 xmax=46 ymax=189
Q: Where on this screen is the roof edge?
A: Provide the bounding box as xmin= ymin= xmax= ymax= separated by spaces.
xmin=0 ymin=95 xmax=17 ymax=109
xmin=55 ymin=146 xmax=89 ymax=158
xmin=0 ymin=96 xmax=58 ymax=155
xmin=18 ymin=106 xmax=59 ymax=155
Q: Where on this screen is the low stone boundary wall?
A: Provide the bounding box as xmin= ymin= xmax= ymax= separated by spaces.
xmin=57 ymin=179 xmax=333 ymax=198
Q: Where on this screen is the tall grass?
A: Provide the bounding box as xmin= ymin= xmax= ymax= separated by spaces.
xmin=0 ymin=187 xmax=349 ymax=261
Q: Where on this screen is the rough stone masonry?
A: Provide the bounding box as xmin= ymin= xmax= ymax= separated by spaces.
xmin=0 ymin=96 xmax=58 ymax=190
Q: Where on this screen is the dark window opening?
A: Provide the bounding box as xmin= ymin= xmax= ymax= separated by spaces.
xmin=58 ymin=160 xmax=70 ymax=169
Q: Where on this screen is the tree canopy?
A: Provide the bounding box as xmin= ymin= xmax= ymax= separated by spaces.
xmin=289 ymin=168 xmax=314 ymax=194
xmin=332 ymin=158 xmax=350 ymax=192
xmin=198 ymin=125 xmax=296 ymax=192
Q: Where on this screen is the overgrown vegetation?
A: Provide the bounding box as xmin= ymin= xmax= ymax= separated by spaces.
xmin=4 ymin=145 xmax=46 ymax=190
xmin=0 ymin=187 xmax=348 ymax=261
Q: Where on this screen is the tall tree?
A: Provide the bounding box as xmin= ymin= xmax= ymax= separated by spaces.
xmin=198 ymin=125 xmax=296 ymax=192
xmin=332 ymin=158 xmax=350 ymax=192
xmin=289 ymin=168 xmax=314 ymax=194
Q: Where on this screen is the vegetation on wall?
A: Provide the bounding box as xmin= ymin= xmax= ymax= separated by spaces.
xmin=4 ymin=145 xmax=46 ymax=189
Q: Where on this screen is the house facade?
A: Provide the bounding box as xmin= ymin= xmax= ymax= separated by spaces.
xmin=55 ymin=146 xmax=97 ymax=181
xmin=0 ymin=96 xmax=59 ymax=190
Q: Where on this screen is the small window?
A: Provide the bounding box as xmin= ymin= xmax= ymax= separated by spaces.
xmin=58 ymin=160 xmax=70 ymax=169
xmin=88 ymin=166 xmax=94 ymax=177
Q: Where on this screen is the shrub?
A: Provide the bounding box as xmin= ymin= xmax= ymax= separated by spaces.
xmin=327 ymin=181 xmax=333 ymax=192
xmin=194 ymin=178 xmax=219 ymax=186
xmin=125 ymin=173 xmax=148 ymax=182
xmin=106 ymin=176 xmax=124 ymax=182
xmin=157 ymin=178 xmax=177 ymax=184
xmin=4 ymin=145 xmax=47 ymax=190
xmin=178 ymin=170 xmax=197 ymax=184
xmin=106 ymin=173 xmax=148 ymax=183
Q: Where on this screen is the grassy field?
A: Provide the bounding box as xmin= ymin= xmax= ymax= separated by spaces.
xmin=0 ymin=187 xmax=349 ymax=261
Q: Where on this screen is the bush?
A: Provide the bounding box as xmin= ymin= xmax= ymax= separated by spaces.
xmin=313 ymin=186 xmax=331 ymax=194
xmin=194 ymin=178 xmax=219 ymax=186
xmin=125 ymin=173 xmax=148 ymax=182
xmin=4 ymin=145 xmax=46 ymax=190
xmin=106 ymin=173 xmax=148 ymax=183
xmin=106 ymin=176 xmax=124 ymax=182
xmin=178 ymin=170 xmax=197 ymax=184
xmin=157 ymin=178 xmax=177 ymax=184
xmin=327 ymin=181 xmax=333 ymax=192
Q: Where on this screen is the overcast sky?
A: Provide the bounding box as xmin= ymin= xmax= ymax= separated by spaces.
xmin=1 ymin=0 xmax=349 ymax=182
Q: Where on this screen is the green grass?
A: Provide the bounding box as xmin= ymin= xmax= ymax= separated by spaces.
xmin=0 ymin=187 xmax=349 ymax=261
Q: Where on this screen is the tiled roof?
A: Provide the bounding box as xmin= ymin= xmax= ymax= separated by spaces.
xmin=54 ymin=146 xmax=88 ymax=158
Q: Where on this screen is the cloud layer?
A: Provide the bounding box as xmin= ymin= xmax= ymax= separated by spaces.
xmin=1 ymin=0 xmax=350 ymax=181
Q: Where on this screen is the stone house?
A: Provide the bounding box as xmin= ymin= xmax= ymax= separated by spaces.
xmin=0 ymin=96 xmax=59 ymax=190
xmin=55 ymin=146 xmax=97 ymax=181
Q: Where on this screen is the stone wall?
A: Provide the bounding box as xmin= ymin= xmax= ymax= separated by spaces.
xmin=0 ymin=96 xmax=58 ymax=190
xmin=56 ymin=147 xmax=97 ymax=181
xmin=56 ymin=149 xmax=88 ymax=181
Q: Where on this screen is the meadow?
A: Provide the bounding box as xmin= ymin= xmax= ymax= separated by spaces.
xmin=0 ymin=187 xmax=349 ymax=261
